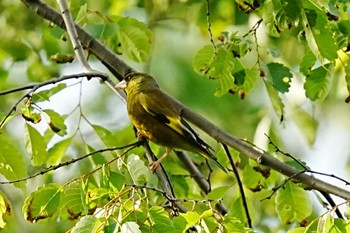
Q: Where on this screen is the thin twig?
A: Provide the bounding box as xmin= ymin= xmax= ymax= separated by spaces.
xmin=206 ymin=0 xmax=217 ymax=54
xmin=0 ymin=142 xmax=140 ymax=185
xmin=0 ymin=72 xmax=108 ymax=129
xmin=223 ymin=144 xmax=251 ymax=228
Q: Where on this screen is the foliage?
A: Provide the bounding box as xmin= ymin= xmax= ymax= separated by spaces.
xmin=0 ymin=0 xmax=349 ymax=232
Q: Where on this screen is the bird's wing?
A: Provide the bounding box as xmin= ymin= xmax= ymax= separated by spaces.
xmin=139 ymin=90 xmax=209 ymax=148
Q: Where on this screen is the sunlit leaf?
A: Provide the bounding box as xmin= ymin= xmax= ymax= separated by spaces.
xmin=25 ymin=123 xmax=47 ymax=166
xmin=32 ymin=83 xmax=67 ymax=103
xmin=23 ymin=184 xmax=62 ymax=222
xmin=303 ymin=9 xmax=338 ymax=61
xmin=47 ymin=137 xmax=72 ymax=166
xmin=71 ymin=215 xmax=103 ymax=233
xmin=110 ymin=16 xmax=152 ymax=62
xmin=61 ymin=180 xmax=88 ymax=220
xmin=264 ymin=80 xmax=285 ymax=121
xmin=275 ymin=182 xmax=312 ymax=224
xmin=0 ymin=135 xmax=27 ymax=189
xmin=304 ymin=65 xmax=331 ymax=101
xmin=43 ymin=109 xmax=67 ymax=136
xmin=0 ymin=191 xmax=10 ymax=228
xmin=266 ymin=62 xmax=293 ymax=93
xmin=127 ymin=154 xmax=148 ymax=185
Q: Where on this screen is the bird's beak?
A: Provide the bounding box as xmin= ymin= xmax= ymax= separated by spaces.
xmin=115 ymin=80 xmax=127 ymax=89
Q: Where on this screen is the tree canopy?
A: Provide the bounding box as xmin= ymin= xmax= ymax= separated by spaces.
xmin=0 ymin=0 xmax=350 ymax=232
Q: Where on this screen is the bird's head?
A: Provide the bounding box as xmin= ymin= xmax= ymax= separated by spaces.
xmin=115 ymin=72 xmax=159 ymax=94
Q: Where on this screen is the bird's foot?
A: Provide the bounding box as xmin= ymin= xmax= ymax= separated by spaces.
xmin=136 ymin=132 xmax=147 ymax=142
xmin=149 ymin=160 xmax=161 ymax=173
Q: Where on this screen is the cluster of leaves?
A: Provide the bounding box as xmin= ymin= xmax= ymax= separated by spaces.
xmin=193 ymin=0 xmax=350 ymax=118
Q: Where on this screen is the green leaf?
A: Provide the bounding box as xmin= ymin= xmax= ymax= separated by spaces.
xmin=47 ymin=137 xmax=72 ymax=166
xmin=317 ymin=213 xmax=347 ymax=233
xmin=193 ymin=45 xmax=236 ymax=96
xmin=25 ymin=123 xmax=47 ymax=166
xmin=0 ymin=134 xmax=27 ymax=189
xmin=111 ymin=16 xmax=152 ymax=62
xmin=181 ymin=211 xmax=200 ymax=230
xmin=0 ymin=191 xmax=11 ymax=228
xmin=272 ymin=0 xmax=302 ymax=30
xmin=207 ymin=186 xmax=230 ymax=199
xmin=304 ymin=65 xmax=331 ymax=101
xmin=299 ymin=50 xmax=316 ymax=76
xmin=266 ymin=63 xmax=293 ymax=93
xmin=61 ymin=180 xmax=88 ymax=220
xmin=264 ymin=80 xmax=285 ymax=121
xmin=23 ymin=184 xmax=62 ymax=222
xmin=212 ymin=48 xmax=236 ymax=96
xmin=127 ymin=154 xmax=148 ymax=185
xmin=149 ymin=206 xmax=180 ymax=232
xmin=275 ymin=182 xmax=312 ymax=224
xmin=71 ymin=215 xmax=103 ymax=233
xmin=242 ymin=165 xmax=264 ymax=190
xmin=31 ymin=83 xmax=67 ymax=103
xmin=92 ymin=124 xmax=117 ymax=148
xmin=223 ymin=216 xmax=246 ymax=233
xmin=43 ymin=109 xmax=67 ymax=136
xmin=303 ymin=9 xmax=338 ymax=61
xmin=192 ymin=45 xmax=216 ymax=75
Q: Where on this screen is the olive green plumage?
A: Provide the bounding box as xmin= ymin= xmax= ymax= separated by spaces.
xmin=117 ymin=72 xmax=226 ymax=172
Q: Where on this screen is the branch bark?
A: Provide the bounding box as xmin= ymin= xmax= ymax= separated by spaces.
xmin=21 ymin=0 xmax=350 ymax=201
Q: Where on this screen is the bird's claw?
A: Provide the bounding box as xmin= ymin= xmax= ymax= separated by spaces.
xmin=149 ymin=160 xmax=161 ymax=173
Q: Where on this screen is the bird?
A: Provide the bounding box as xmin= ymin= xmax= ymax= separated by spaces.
xmin=116 ymin=72 xmax=226 ymax=173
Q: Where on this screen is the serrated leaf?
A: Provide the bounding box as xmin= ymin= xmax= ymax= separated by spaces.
xmin=193 ymin=45 xmax=216 ymax=75
xmin=23 ymin=184 xmax=62 ymax=222
xmin=71 ymin=215 xmax=104 ymax=233
xmin=275 ymin=182 xmax=312 ymax=224
xmin=193 ymin=45 xmax=236 ymax=96
xmin=149 ymin=206 xmax=178 ymax=232
xmin=0 ymin=135 xmax=27 ymax=189
xmin=127 ymin=154 xmax=148 ymax=185
xmin=47 ymin=137 xmax=72 ymax=166
xmin=62 ymin=180 xmax=88 ymax=220
xmin=32 ymin=83 xmax=67 ymax=102
xmin=207 ymin=186 xmax=230 ymax=199
xmin=266 ymin=63 xmax=293 ymax=93
xmin=304 ymin=65 xmax=331 ymax=101
xmin=303 ymin=9 xmax=338 ymax=61
xmin=112 ymin=16 xmax=152 ymax=62
xmin=43 ymin=109 xmax=67 ymax=136
xmin=25 ymin=123 xmax=47 ymax=166
xmin=264 ymin=80 xmax=285 ymax=121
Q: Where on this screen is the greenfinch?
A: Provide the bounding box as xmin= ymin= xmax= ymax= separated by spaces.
xmin=116 ymin=72 xmax=226 ymax=173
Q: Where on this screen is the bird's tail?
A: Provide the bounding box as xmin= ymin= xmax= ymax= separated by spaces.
xmin=199 ymin=149 xmax=227 ymax=173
